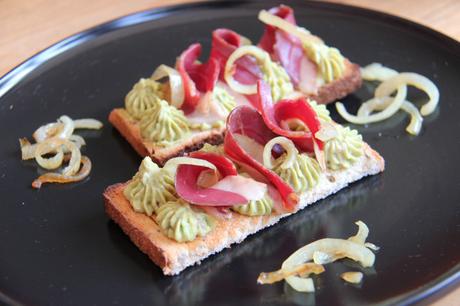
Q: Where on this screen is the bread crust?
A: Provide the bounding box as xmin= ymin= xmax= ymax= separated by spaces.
xmin=108 ymin=109 xmax=224 ymax=165
xmin=104 ymin=144 xmax=384 ymax=275
xmin=308 ymin=60 xmax=362 ymax=104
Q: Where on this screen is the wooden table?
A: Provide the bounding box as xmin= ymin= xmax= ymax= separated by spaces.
xmin=1 ymin=0 xmax=458 ymax=304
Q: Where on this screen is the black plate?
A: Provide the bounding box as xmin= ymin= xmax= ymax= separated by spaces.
xmin=0 ymin=1 xmax=459 ymax=305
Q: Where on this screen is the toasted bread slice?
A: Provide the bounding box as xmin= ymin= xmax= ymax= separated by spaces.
xmin=308 ymin=59 xmax=362 ymax=104
xmin=109 ymin=61 xmax=361 ymax=161
xmin=108 ymin=109 xmax=225 ymax=166
xmin=104 ymin=143 xmax=383 ymax=275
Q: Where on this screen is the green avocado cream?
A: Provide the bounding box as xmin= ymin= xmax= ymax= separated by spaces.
xmin=189 ymin=120 xmax=225 ymax=131
xmin=303 ymin=41 xmax=345 ymax=84
xmin=324 ymin=126 xmax=364 ymax=170
xmin=199 ymin=143 xmax=225 ymax=155
xmin=123 ymin=157 xmax=177 ymax=216
xmin=214 ymin=86 xmax=236 ymax=113
xmin=125 ymin=78 xmax=164 ymax=120
xmin=309 ymin=100 xmax=332 ymax=123
xmin=189 ymin=87 xmax=235 ymax=131
xmin=274 ymin=153 xmax=321 ymax=193
xmin=232 ymin=195 xmax=273 ymax=216
xmin=139 ymin=99 xmax=190 ymax=144
xmin=262 ymin=61 xmax=294 ymax=102
xmin=155 ymin=200 xmax=213 ymax=243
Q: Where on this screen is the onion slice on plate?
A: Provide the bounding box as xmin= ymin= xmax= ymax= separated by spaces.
xmin=281 ymin=239 xmax=374 ymax=292
xmin=341 ymin=272 xmax=363 ymax=284
xmin=258 ymin=221 xmax=379 ymax=292
xmin=336 ymin=84 xmax=407 ymax=124
xmin=257 ymin=262 xmax=324 ymax=285
xmin=33 ymin=115 xmax=74 ymax=142
xmin=73 ymin=118 xmax=103 ymax=130
xmin=347 ymin=220 xmax=369 ymax=245
xmin=20 ymin=115 xmax=102 ymax=189
xmin=68 ymin=134 xmax=86 ymax=148
xmin=33 ymin=138 xmax=81 ymax=176
xmin=376 ymin=72 xmax=439 ymax=116
xmin=19 ymin=138 xmax=38 ymax=160
xmin=361 ymin=62 xmax=398 ymax=81
xmin=32 ymin=156 xmax=92 ymax=189
xmin=34 ymin=141 xmax=65 ymax=170
xmin=400 ymin=101 xmax=423 ymax=135
xmin=337 ymin=63 xmax=438 ymax=135
xmin=32 ymin=122 xmax=61 ymax=142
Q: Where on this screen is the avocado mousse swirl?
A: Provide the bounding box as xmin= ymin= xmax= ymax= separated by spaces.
xmin=303 ymin=41 xmax=346 ymax=84
xmin=187 ymin=86 xmax=235 ymax=131
xmin=225 ymin=46 xmax=293 ymax=102
xmin=263 ymin=60 xmax=294 ymax=102
xmin=264 ymin=136 xmax=322 ymax=193
xmin=274 ymin=153 xmax=321 ymax=193
xmin=125 ymin=78 xmax=165 ymax=120
xmin=214 ymin=86 xmax=237 ymax=114
xmin=308 ymin=100 xmax=333 ymax=123
xmin=232 ymin=194 xmax=273 ymax=216
xmin=123 ymin=157 xmax=177 ymax=216
xmin=139 ymin=99 xmax=190 ymax=144
xmin=155 ymin=200 xmax=213 ymax=243
xmin=324 ymin=126 xmax=364 ymax=170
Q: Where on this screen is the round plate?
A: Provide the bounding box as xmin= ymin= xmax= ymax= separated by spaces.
xmin=0 ymin=1 xmax=459 ymax=305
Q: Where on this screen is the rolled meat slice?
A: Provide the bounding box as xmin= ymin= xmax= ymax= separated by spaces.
xmin=224 ymin=105 xmax=298 ymax=211
xmin=175 ymin=152 xmax=267 ymax=207
xmin=176 ymin=43 xmax=220 ymax=114
xmin=254 ymin=81 xmax=323 ymax=152
xmin=258 ymin=5 xmax=319 ymax=94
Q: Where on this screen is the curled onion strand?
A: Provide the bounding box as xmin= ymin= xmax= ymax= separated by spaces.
xmin=34 ymin=141 xmax=65 ymax=170
xmin=338 ymin=63 xmax=438 ymax=136
xmin=20 ymin=114 xmax=102 ymax=189
xmin=151 ymin=64 xmax=185 ymax=108
xmin=32 ymin=156 xmax=92 ymax=189
xmin=73 ymin=118 xmax=103 ymax=130
xmin=224 ymin=46 xmax=269 ymax=95
xmin=263 ymin=136 xmax=298 ymax=169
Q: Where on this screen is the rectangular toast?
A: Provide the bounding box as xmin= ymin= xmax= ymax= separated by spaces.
xmin=109 ymin=60 xmax=361 ymax=164
xmin=104 ymin=143 xmax=383 ymax=275
xmin=109 ymin=109 xmax=225 ymax=166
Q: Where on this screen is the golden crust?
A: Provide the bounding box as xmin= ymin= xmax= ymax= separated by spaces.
xmin=363 ymin=143 xmax=385 ymax=172
xmin=308 ymin=60 xmax=362 ymax=105
xmin=104 ymin=182 xmax=281 ymax=275
xmin=104 ymin=183 xmax=168 ymax=268
xmin=103 ymin=144 xmax=384 ymax=275
xmin=108 ymin=109 xmax=224 ymax=165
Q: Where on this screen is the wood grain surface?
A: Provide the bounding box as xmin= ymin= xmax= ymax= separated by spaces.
xmin=0 ymin=0 xmax=458 ymax=304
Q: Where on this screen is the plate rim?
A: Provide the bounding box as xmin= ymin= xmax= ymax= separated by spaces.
xmin=0 ymin=0 xmax=459 ymax=305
